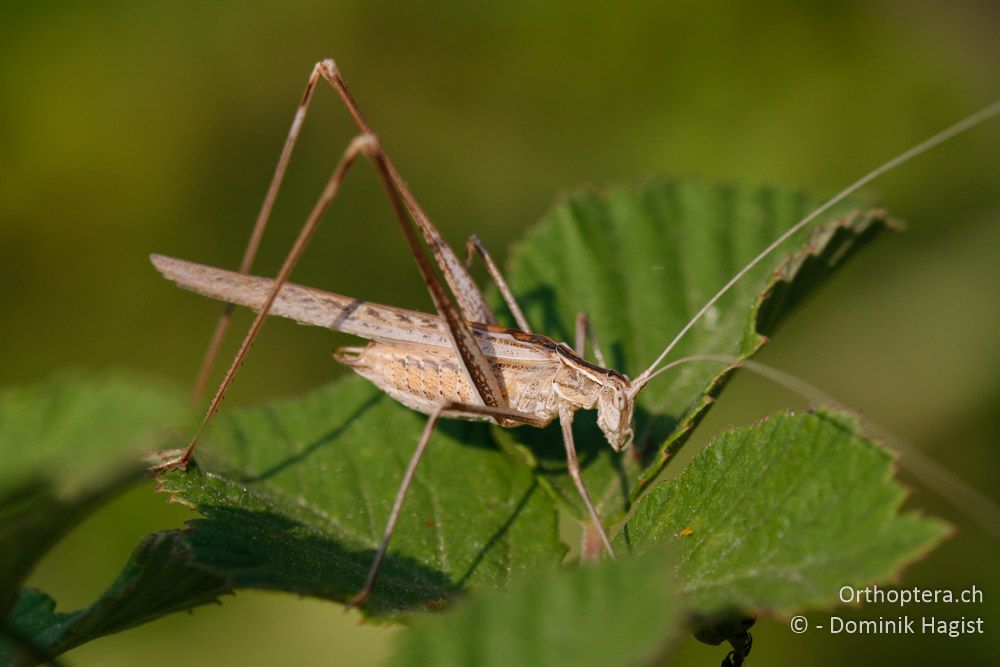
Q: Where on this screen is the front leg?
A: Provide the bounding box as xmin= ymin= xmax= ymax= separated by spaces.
xmin=559 ymin=405 xmax=615 ymax=560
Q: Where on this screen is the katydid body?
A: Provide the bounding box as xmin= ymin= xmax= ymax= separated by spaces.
xmin=152 ymin=58 xmax=1000 ymax=606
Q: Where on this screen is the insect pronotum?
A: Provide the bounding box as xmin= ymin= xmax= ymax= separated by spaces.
xmin=151 ymin=59 xmax=1000 ymax=606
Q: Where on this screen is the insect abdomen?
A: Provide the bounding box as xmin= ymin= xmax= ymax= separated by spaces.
xmin=336 ymin=341 xmax=561 ymax=424
xmin=337 ymin=342 xmax=475 ymax=413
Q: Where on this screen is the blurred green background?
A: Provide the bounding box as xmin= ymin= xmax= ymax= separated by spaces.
xmin=2 ymin=1 xmax=998 ymax=665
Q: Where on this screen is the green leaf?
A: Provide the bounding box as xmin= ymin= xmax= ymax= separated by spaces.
xmin=158 ymin=376 xmax=564 ymax=618
xmin=617 ymin=409 xmax=949 ymax=615
xmin=389 ymin=545 xmax=682 ymax=667
xmin=1 ymin=532 xmax=228 ymax=666
xmin=0 ymin=372 xmax=188 ymax=615
xmin=5 ymin=182 xmax=904 ymax=656
xmin=498 ymin=182 xmax=892 ymax=521
xmin=0 ymin=371 xmax=188 ymax=498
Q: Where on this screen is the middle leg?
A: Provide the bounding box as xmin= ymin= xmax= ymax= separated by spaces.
xmin=465 ymin=234 xmax=532 ymax=332
xmin=574 ymin=312 xmax=607 ymax=367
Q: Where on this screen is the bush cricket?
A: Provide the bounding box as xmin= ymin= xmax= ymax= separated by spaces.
xmin=151 ymin=59 xmax=1000 ymax=606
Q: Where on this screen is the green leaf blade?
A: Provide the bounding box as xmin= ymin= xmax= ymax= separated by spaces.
xmin=0 ymin=372 xmax=188 ymax=615
xmin=0 ymin=371 xmax=189 ymax=497
xmin=2 ymin=531 xmax=229 ymax=666
xmin=389 ymin=546 xmax=682 ymax=667
xmin=619 ymin=409 xmax=949 ymax=615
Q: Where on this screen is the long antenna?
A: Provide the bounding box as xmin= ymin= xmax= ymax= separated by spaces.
xmin=631 ymin=100 xmax=1000 ymax=391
